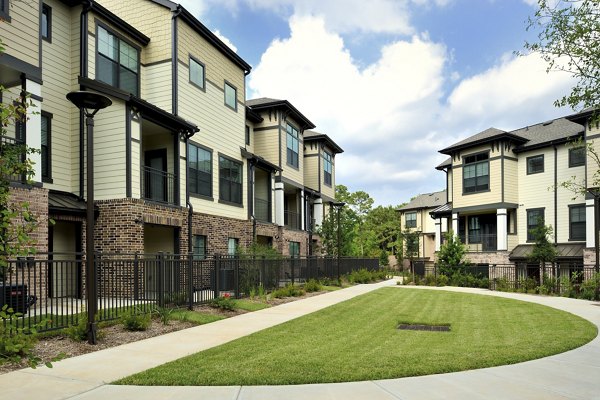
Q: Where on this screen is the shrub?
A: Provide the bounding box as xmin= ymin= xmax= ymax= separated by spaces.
xmin=579 ymin=273 xmax=600 ymax=300
xmin=121 ymin=309 xmax=151 ymax=331
xmin=154 ymin=307 xmax=174 ymax=325
xmin=436 ymin=274 xmax=449 ymax=286
xmin=424 ymin=274 xmax=437 ymax=286
xmin=304 ymin=279 xmax=322 ymax=293
xmin=66 ymin=313 xmax=89 ymax=341
xmin=271 ymin=284 xmax=305 ymax=298
xmin=209 ymin=293 xmax=237 ymax=311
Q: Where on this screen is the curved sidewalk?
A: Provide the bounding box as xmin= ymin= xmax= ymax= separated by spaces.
xmin=3 ymin=282 xmax=599 ymax=400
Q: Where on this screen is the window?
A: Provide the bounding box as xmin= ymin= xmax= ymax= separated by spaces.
xmin=188 ymin=143 xmax=212 ymax=198
xmin=41 ymin=4 xmax=51 ymax=42
xmin=569 ymin=205 xmax=586 ymax=241
xmin=228 ymin=237 xmax=239 ymax=255
xmin=468 ymin=216 xmax=481 ymax=243
xmin=189 ymin=56 xmax=205 ymax=90
xmin=286 ymin=124 xmax=299 ymax=168
xmin=323 ymin=151 xmax=332 ymax=186
xmin=526 ymin=154 xmax=544 ymax=174
xmin=463 ymin=153 xmax=489 ymax=193
xmin=41 ymin=112 xmax=51 ymax=181
xmin=405 ymin=212 xmax=417 ymax=228
xmin=569 ymin=147 xmax=585 ymax=167
xmin=224 ymin=81 xmax=237 ymax=111
xmin=527 ymin=208 xmax=544 ymax=241
xmin=245 ymin=125 xmax=250 ymax=146
xmin=193 ymin=235 xmax=207 ymax=260
xmin=289 ymin=241 xmax=300 ymax=257
xmin=97 ymin=25 xmax=139 ymax=95
xmin=219 ymin=156 xmax=242 ymax=204
xmin=0 ymin=0 xmax=10 ymax=21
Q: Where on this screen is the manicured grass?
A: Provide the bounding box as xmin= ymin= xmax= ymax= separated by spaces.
xmin=116 ymin=288 xmax=597 ymax=386
xmin=232 ymin=299 xmax=271 ymax=312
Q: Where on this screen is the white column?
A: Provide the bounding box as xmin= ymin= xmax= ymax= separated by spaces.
xmin=434 ymin=219 xmax=442 ymax=252
xmin=496 ymin=208 xmax=508 ymax=251
xmin=274 ymin=182 xmax=284 ymax=227
xmin=586 ymin=199 xmax=595 ymax=248
xmin=300 ymin=190 xmax=305 ymax=231
xmin=313 ymin=198 xmax=323 ymax=227
xmin=452 ymin=213 xmax=459 ymax=235
xmin=26 ymin=79 xmax=42 ymax=182
xmin=441 ymin=217 xmax=448 ymax=234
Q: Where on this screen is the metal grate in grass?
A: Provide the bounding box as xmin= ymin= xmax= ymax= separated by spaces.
xmin=397 ymin=323 xmax=451 ymax=332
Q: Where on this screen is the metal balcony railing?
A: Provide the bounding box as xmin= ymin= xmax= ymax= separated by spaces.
xmin=141 ymin=166 xmax=176 ymax=205
xmin=466 ymin=233 xmax=497 ymax=252
xmin=284 ymin=210 xmax=301 ymax=230
xmin=254 ymin=198 xmax=270 ymax=222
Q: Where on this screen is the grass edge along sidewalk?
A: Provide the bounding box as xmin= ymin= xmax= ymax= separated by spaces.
xmin=116 ymin=287 xmax=596 ymax=386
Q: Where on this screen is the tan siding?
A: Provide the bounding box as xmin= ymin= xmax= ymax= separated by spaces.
xmin=0 ymin=0 xmax=40 ymax=67
xmin=253 ymin=125 xmax=280 ymax=167
xmin=452 ymin=144 xmax=502 ymax=209
xmin=321 ymin=145 xmax=336 ymax=200
xmin=587 ymin=123 xmax=600 ymax=186
xmin=556 ymin=146 xmax=585 ymax=243
xmin=142 ymin=62 xmax=172 ymax=112
xmin=281 ymin=116 xmax=304 ymax=185
xmin=131 ymin=119 xmax=141 ymax=199
xmin=303 ymin=142 xmax=319 ymax=191
xmin=447 ymin=169 xmax=453 ymax=201
xmin=70 ymin=7 xmax=82 ymax=194
xmin=504 ymin=158 xmax=519 ymax=204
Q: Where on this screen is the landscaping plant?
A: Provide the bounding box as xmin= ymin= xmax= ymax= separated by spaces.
xmin=209 ymin=293 xmax=237 ymax=311
xmin=121 ymin=308 xmax=151 ymax=331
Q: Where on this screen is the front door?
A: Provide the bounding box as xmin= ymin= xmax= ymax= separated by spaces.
xmin=144 ymin=149 xmax=167 ymax=202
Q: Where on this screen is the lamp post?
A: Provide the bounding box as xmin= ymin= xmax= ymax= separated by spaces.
xmin=332 ymin=202 xmax=345 ymax=280
xmin=66 ymin=91 xmax=112 ymax=344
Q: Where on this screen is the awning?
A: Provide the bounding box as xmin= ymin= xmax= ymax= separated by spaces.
xmin=430 ymin=202 xmax=452 ymax=219
xmin=509 ymin=243 xmax=584 ymax=261
xmin=48 ymin=190 xmax=90 ymax=217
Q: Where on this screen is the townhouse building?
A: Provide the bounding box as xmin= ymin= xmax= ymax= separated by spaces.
xmin=421 ymin=112 xmax=598 ymax=273
xmin=0 ymin=0 xmax=343 ymax=296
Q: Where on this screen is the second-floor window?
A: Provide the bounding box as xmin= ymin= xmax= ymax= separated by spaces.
xmin=405 ymin=212 xmax=417 ymax=228
xmin=97 ymin=25 xmax=139 ymax=95
xmin=527 ymin=154 xmax=544 ymax=174
xmin=569 ymin=147 xmax=585 ymax=167
xmin=0 ymin=0 xmax=10 ymax=20
xmin=189 ymin=56 xmax=205 ymax=90
xmin=527 ymin=208 xmax=544 ymax=241
xmin=224 ymin=82 xmax=237 ymax=111
xmin=569 ymin=205 xmax=586 ymax=241
xmin=41 ymin=112 xmax=51 ymax=181
xmin=219 ymin=156 xmax=242 ymax=205
xmin=286 ymin=124 xmax=299 ymax=168
xmin=323 ymin=151 xmax=332 ymax=186
xmin=41 ymin=4 xmax=51 ymax=41
xmin=188 ymin=143 xmax=212 ymax=198
xmin=463 ymin=152 xmax=489 ymax=193
xmin=245 ymin=125 xmax=250 ymax=146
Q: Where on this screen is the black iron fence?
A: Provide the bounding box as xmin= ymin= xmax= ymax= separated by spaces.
xmin=0 ymin=253 xmax=378 ymax=332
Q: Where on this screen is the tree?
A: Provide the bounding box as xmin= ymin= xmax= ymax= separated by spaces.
xmin=524 ymin=0 xmax=600 ymax=112
xmin=436 ymin=231 xmax=469 ymax=277
xmin=402 ymin=229 xmax=420 ymax=271
xmin=528 ymin=222 xmax=558 ymax=265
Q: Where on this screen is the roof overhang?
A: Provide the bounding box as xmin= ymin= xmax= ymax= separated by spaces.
xmin=248 ymin=100 xmax=316 ymax=130
xmin=241 ymin=148 xmax=281 ymax=172
xmin=439 ymin=132 xmax=528 ymax=155
xmin=509 ymin=243 xmax=584 ymax=261
xmin=304 ymin=133 xmax=344 ymax=154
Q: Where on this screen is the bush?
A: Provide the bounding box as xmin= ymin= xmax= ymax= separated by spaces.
xmin=304 ymin=279 xmax=322 ymax=293
xmin=436 ymin=274 xmax=449 ymax=286
xmin=424 ymin=274 xmax=437 ymax=286
xmin=579 ymin=273 xmax=600 ymax=300
xmin=271 ymin=284 xmax=305 ymax=298
xmin=209 ymin=293 xmax=237 ymax=311
xmin=121 ymin=309 xmax=151 ymax=331
xmin=66 ymin=313 xmax=89 ymax=341
xmin=154 ymin=307 xmax=174 ymax=325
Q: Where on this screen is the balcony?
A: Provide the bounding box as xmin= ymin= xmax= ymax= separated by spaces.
xmin=255 ymin=197 xmax=270 ymax=222
xmin=465 ymin=233 xmax=497 ymax=252
xmin=141 ymin=166 xmax=175 ymax=205
xmin=284 ymin=210 xmax=301 ymax=230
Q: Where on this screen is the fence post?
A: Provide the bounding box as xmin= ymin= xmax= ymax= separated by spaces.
xmin=261 ymin=255 xmax=266 ymax=289
xmin=133 ymin=253 xmax=139 ymax=300
xmin=188 ymin=252 xmax=194 ymax=310
xmin=291 ymin=256 xmax=295 ymax=286
xmin=214 ymin=254 xmax=220 ymax=299
xmin=158 ymin=252 xmax=164 ymax=308
xmin=234 ymin=256 xmax=240 ymax=299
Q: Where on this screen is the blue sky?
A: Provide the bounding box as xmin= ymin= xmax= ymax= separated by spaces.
xmin=179 ymin=0 xmax=576 ymax=207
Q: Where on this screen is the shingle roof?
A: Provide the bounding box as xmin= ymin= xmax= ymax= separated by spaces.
xmin=246 ymin=98 xmax=283 ymax=107
xmin=436 ymin=157 xmax=452 ymax=170
xmin=397 ymin=190 xmax=446 ymax=211
xmin=510 ymin=118 xmax=584 ymax=153
xmin=304 ymin=130 xmax=344 ymax=154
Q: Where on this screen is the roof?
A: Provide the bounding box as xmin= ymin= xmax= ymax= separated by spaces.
xmin=440 ymin=128 xmax=528 ymax=155
xmin=304 ymin=130 xmax=344 ymax=154
xmin=247 ymin=98 xmax=316 ymax=130
xmin=241 ymin=148 xmax=281 ymax=172
xmin=397 ymin=190 xmax=446 ymax=211
xmin=509 ymin=243 xmax=585 ymax=260
xmin=49 ymin=191 xmax=90 ymax=216
xmin=436 ymin=157 xmax=452 ymax=170
xmin=245 ymin=106 xmax=263 ymax=123
xmin=429 ymin=202 xmax=452 ymax=218
xmin=510 ymin=118 xmax=584 ymax=153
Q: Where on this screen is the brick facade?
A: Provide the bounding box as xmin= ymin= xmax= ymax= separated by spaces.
xmin=8 ymin=185 xmax=49 ymax=254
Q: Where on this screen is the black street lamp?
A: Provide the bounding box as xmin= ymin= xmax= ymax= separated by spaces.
xmin=66 ymin=91 xmax=112 ymax=344
xmin=332 ymin=202 xmax=345 ymax=280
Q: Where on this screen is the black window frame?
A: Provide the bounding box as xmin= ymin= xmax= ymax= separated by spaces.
xmin=40 ymin=111 xmax=52 ymax=182
xmin=245 ymin=125 xmax=250 ymax=146
xmin=192 ymin=234 xmax=207 ymax=260
xmin=219 ymin=155 xmax=243 ymax=206
xmin=405 ymin=212 xmax=417 ymax=228
xmin=468 ymin=216 xmax=481 ymax=244
xmin=569 ymin=146 xmax=585 ymax=168
xmin=527 ymin=208 xmax=545 ymax=242
xmin=289 ymin=241 xmax=300 ymax=257
xmin=95 ymin=22 xmax=140 ymax=96
xmin=286 ymin=123 xmax=300 ymax=168
xmin=189 ymin=55 xmax=205 ymax=91
xmin=462 ymin=152 xmax=489 ymax=194
xmin=188 ymin=142 xmax=212 ymax=199
xmin=224 ymin=81 xmax=237 ymax=111
xmin=41 ymin=3 xmax=51 ymax=42
xmin=526 ymin=154 xmax=544 ymax=175
xmin=0 ymin=0 xmax=10 ymax=21
xmin=569 ymin=204 xmax=586 ymax=241
xmin=323 ymin=150 xmax=332 ymax=186
xmin=228 ymin=237 xmax=239 ymax=255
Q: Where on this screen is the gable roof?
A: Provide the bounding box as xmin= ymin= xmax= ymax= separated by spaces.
xmin=439 ymin=128 xmax=527 ymax=155
xmin=247 ymin=98 xmax=316 ymax=130
xmin=397 ymin=190 xmax=446 ymax=211
xmin=304 ymin=130 xmax=344 ymax=154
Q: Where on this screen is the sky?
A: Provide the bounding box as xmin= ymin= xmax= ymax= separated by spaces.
xmin=178 ymin=0 xmax=577 ymax=207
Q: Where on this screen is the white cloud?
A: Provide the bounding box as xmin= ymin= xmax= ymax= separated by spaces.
xmin=212 ymin=29 xmax=238 ymax=52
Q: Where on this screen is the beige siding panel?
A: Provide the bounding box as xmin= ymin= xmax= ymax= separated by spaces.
xmin=281 ymin=116 xmax=304 ymax=185
xmin=253 ymin=127 xmax=280 ymax=167
xmin=96 ymin=0 xmax=171 ymax=64
xmin=447 ymin=169 xmax=453 ymax=202
xmin=142 ymin=62 xmax=172 ymax=113
xmin=69 ymin=8 xmax=82 ymax=193
xmin=556 ymin=146 xmax=585 ymax=243
xmin=504 ymin=158 xmax=519 ymax=204
xmin=0 ymin=1 xmax=39 ymax=67
xmin=131 ymin=119 xmax=141 ymax=199
xmin=587 ymin=124 xmax=600 ymax=185
xmin=321 ymin=146 xmax=336 ymax=200
xmin=87 ymin=31 xmax=95 ymax=80
xmin=453 ymin=158 xmax=502 ymax=209
xmin=304 ymin=155 xmax=319 ymax=191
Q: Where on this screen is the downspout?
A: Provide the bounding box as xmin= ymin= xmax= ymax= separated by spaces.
xmin=186 ymin=136 xmax=193 ymax=253
xmin=554 ymin=145 xmax=558 ymax=244
xmin=79 ymin=1 xmax=92 ymax=198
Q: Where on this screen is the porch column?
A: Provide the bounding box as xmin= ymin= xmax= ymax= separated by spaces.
xmin=434 ymin=219 xmax=442 ymax=252
xmin=586 ymin=198 xmax=595 ymax=248
xmin=25 ymin=79 xmax=42 ymax=182
xmin=313 ymin=198 xmax=323 ymax=227
xmin=452 ymin=213 xmax=459 ymax=235
xmin=441 ymin=217 xmax=448 ymax=235
xmin=300 ymin=190 xmax=305 ymax=231
xmin=274 ymin=181 xmax=284 ymax=227
xmin=496 ymin=208 xmax=507 ymax=251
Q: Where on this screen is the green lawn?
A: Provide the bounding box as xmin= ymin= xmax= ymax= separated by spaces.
xmin=116 ymin=288 xmax=597 ymax=386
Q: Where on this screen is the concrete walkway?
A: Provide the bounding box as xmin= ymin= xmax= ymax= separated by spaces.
xmin=2 ymin=281 xmax=599 ymax=400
